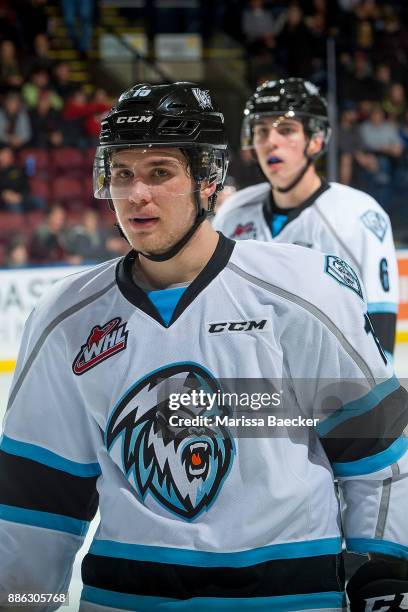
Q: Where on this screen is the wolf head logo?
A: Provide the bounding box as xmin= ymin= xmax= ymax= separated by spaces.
xmin=105 ymin=363 xmax=234 ymax=520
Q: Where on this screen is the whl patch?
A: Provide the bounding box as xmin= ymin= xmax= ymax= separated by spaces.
xmin=325 ymin=255 xmax=363 ymax=300
xmin=73 ymin=317 xmax=128 ymax=375
xmin=232 ymin=222 xmax=257 ymax=240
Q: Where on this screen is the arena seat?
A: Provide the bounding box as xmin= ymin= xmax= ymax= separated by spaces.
xmin=51 ymin=176 xmax=84 ymax=207
xmin=50 ymin=147 xmax=85 ymax=177
xmin=18 ymin=149 xmax=50 ymax=177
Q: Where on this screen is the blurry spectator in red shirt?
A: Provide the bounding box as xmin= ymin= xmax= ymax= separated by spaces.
xmin=0 ymin=92 xmax=32 ymax=149
xmin=63 ymin=88 xmax=110 ymax=146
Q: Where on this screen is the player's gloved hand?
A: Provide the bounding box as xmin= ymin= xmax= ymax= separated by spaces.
xmin=346 ymin=558 xmax=408 ymax=611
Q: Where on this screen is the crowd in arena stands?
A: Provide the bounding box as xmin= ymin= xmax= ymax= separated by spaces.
xmin=2 ymin=0 xmax=408 ymax=268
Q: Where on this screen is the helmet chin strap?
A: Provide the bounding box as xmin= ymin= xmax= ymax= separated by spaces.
xmin=273 ymin=157 xmax=312 ymax=193
xmin=111 ymin=187 xmax=209 ymax=263
xmin=272 ymin=136 xmax=314 ymax=194
xmin=140 ymin=209 xmax=207 ymax=262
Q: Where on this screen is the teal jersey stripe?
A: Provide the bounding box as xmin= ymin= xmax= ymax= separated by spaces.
xmin=0 ymin=503 xmax=89 ymax=536
xmin=89 ymin=537 xmax=342 ymax=568
xmin=316 ymin=376 xmax=400 ymax=437
xmin=367 ymin=302 xmax=398 ymax=314
xmin=0 ymin=435 xmax=101 ymax=477
xmin=333 ymin=436 xmax=408 ymax=477
xmin=81 ymin=585 xmax=345 ymax=611
xmin=347 ymin=538 xmax=408 ymax=560
xmin=147 ymin=287 xmax=186 ymax=326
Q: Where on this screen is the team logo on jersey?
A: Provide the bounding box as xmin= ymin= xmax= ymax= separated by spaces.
xmin=325 ymin=255 xmax=363 ymax=300
xmin=105 ymin=363 xmax=234 ymax=520
xmin=231 ymin=222 xmax=256 ymax=240
xmin=361 ymin=210 xmax=387 ymax=242
xmin=72 ymin=317 xmax=128 ymax=375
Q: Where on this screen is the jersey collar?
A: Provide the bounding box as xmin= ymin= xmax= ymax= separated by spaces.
xmin=116 ymin=232 xmax=235 ymax=327
xmin=263 ymin=180 xmax=331 ymax=237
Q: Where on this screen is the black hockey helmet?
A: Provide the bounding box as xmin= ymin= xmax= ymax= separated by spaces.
xmin=94 ymin=82 xmax=228 ymax=206
xmin=241 ymin=78 xmax=330 ymax=152
xmin=94 ymin=82 xmax=229 ymax=261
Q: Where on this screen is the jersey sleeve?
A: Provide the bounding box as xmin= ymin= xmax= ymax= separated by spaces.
xmin=282 ymin=252 xmax=408 ymax=561
xmin=359 ymin=209 xmax=399 ymax=357
xmin=0 ymin=304 xmax=100 ymax=609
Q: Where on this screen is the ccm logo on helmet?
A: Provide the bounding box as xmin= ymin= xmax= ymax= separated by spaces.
xmin=207 ymin=319 xmax=272 ymax=334
xmin=116 ymin=115 xmax=153 ymax=124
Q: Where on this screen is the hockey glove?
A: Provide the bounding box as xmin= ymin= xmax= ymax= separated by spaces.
xmin=346 ymin=558 xmax=408 ymax=611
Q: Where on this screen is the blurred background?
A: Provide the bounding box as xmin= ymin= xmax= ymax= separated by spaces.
xmin=2 ymin=0 xmax=408 ymax=263
xmin=0 ymin=0 xmax=408 ymax=363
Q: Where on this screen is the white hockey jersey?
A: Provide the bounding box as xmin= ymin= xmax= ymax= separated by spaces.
xmin=213 ymin=182 xmax=399 ymax=356
xmin=1 ymin=235 xmax=408 ymax=612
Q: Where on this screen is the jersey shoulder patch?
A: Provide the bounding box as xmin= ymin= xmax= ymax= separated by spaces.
xmin=325 ymin=255 xmax=363 ymax=300
xmin=360 ymin=209 xmax=388 ymax=242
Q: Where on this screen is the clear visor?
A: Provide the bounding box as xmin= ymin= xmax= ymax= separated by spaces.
xmin=241 ymin=111 xmax=328 ymax=150
xmin=93 ymin=144 xmax=226 ymax=200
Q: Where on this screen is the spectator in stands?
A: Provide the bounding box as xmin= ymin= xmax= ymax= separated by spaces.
xmin=0 ymin=92 xmax=32 ymax=149
xmin=29 ymin=91 xmax=63 ymax=149
xmin=338 ymin=103 xmax=379 ymax=186
xmin=0 ymin=39 xmax=23 ymax=92
xmin=373 ymin=62 xmax=393 ymax=101
xmin=5 ymin=236 xmax=29 ymax=268
xmin=30 ymin=203 xmax=69 ymax=264
xmin=63 ymin=87 xmax=110 ymax=147
xmin=0 ymin=3 xmax=20 ymax=47
xmin=360 ymin=105 xmax=404 ymax=159
xmin=359 ymin=105 xmax=404 ymax=210
xmin=51 ymin=62 xmax=76 ymax=100
xmin=83 ymin=88 xmax=111 ymax=144
xmin=0 ymin=145 xmax=44 ymax=213
xmin=242 ymin=0 xmax=284 ymax=52
xmin=382 ymin=83 xmax=407 ymax=122
xmin=341 ymin=51 xmax=378 ymax=106
xmin=27 ymin=33 xmax=55 ymax=74
xmin=61 ymin=0 xmax=95 ymax=57
xmin=64 ymin=209 xmax=111 ymax=264
xmin=22 ymin=68 xmax=63 ymax=111
xmin=275 ymin=3 xmax=312 ymax=76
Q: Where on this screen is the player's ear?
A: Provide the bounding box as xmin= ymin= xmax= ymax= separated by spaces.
xmin=307 ymin=133 xmax=324 ymax=156
xmin=200 ymin=182 xmax=217 ymax=198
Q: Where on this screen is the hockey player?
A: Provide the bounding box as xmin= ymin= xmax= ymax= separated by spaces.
xmin=213 ymin=78 xmax=399 ymax=359
xmin=1 ymin=82 xmax=408 ymax=612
